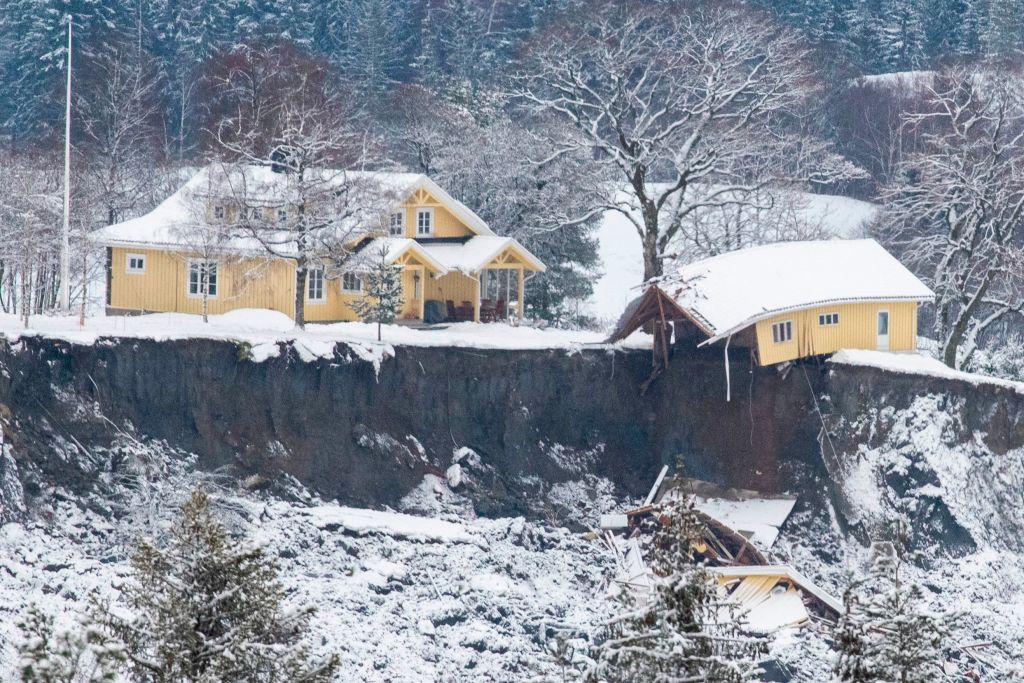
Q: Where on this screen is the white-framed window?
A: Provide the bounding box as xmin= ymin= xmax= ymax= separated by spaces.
xmin=187 ymin=260 xmax=218 ymax=298
xmin=278 ymin=207 xmax=289 ymax=223
xmin=307 ymin=268 xmax=325 ymax=302
xmin=416 ymin=208 xmax=434 ymax=236
xmin=818 ymin=312 xmax=840 ymax=326
xmin=245 ymin=206 xmax=262 ymax=221
xmin=342 ymin=272 xmax=363 ymax=293
xmin=771 ymin=320 xmax=793 ymax=344
xmin=213 ymin=204 xmax=225 ymax=221
xmin=125 ymin=253 xmax=146 ymax=274
xmin=389 ymin=211 xmax=405 ymax=236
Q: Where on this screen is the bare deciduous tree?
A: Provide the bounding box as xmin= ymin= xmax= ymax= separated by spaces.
xmin=75 ymin=46 xmax=165 ymax=227
xmin=881 ymin=67 xmax=1024 ymax=368
xmin=206 ymin=45 xmax=393 ymax=328
xmin=518 ymin=1 xmax=858 ymax=282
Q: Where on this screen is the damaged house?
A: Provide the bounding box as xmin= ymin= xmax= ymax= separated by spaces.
xmin=607 ymin=239 xmax=934 ymax=385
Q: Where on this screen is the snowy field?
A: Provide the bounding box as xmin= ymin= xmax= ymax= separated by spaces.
xmin=0 ymin=309 xmax=650 ymax=359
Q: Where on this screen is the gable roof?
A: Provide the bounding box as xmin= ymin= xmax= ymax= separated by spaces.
xmin=351 ymin=237 xmax=448 ymax=274
xmin=419 ymin=235 xmax=546 ymax=273
xmin=91 ymin=164 xmax=494 ymax=253
xmin=657 ymin=239 xmax=934 ymax=344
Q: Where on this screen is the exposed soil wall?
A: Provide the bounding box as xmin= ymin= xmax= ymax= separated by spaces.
xmin=2 ymin=335 xmax=1022 ymax=546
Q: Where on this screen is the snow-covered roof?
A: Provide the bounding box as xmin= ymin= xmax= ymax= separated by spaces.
xmin=91 ymin=164 xmax=494 ymax=253
xmin=660 ymin=239 xmax=933 ymax=343
xmin=351 ymin=237 xmax=448 ymax=274
xmin=419 ymin=236 xmax=546 ymax=274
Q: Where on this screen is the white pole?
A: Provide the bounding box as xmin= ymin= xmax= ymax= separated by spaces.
xmin=724 ymin=335 xmax=732 ymax=402
xmin=59 ymin=19 xmax=72 ymax=314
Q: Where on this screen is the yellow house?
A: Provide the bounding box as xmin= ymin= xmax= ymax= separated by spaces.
xmin=93 ymin=165 xmax=546 ymax=324
xmin=609 ymin=239 xmax=934 ymax=366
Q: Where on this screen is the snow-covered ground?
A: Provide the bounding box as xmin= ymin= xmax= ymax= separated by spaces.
xmin=0 ymin=473 xmax=613 ymax=682
xmin=0 ymin=309 xmax=650 ymax=361
xmin=831 ymin=348 xmax=1024 ymax=395
xmin=587 ymin=189 xmax=879 ymax=325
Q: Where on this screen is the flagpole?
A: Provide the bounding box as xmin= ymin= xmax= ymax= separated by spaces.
xmin=59 ymin=18 xmax=72 ymax=314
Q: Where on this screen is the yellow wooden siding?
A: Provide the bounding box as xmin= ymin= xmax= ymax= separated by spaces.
xmin=394 ymin=190 xmax=474 ymax=238
xmin=754 ymin=301 xmax=919 ymax=365
xmin=109 ymin=247 xmax=295 ymax=316
xmin=303 ymin=271 xmax=361 ymax=322
xmin=113 ymin=247 xmax=444 ymax=323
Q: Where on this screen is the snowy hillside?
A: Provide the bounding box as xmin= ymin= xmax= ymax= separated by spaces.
xmin=0 ymin=468 xmax=612 ymax=681
xmin=587 ymin=189 xmax=879 ymax=325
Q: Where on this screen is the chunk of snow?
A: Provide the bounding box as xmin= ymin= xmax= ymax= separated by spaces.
xmin=299 ymin=505 xmax=476 ymax=544
xmin=741 ymin=590 xmax=810 ymax=634
xmin=446 ymin=464 xmax=463 ymax=489
xmin=694 ymin=496 xmax=796 ymax=549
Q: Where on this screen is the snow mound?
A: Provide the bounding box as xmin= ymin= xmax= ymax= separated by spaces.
xmin=212 ymin=308 xmax=296 ymax=332
xmin=297 ymin=504 xmax=477 ymax=544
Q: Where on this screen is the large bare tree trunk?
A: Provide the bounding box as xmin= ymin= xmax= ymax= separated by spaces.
xmin=294 ymin=260 xmax=307 ymax=329
xmin=641 ymin=224 xmax=662 ymax=283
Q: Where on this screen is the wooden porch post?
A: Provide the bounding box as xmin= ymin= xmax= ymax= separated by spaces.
xmin=473 ymin=271 xmax=481 ymax=322
xmin=517 ymin=267 xmax=524 ymax=320
xmin=417 ymin=267 xmax=425 ymax=320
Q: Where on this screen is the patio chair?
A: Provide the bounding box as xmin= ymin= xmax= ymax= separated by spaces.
xmin=446 ymin=300 xmax=458 ymax=322
xmin=494 ymin=299 xmax=506 ymax=321
xmin=458 ymin=301 xmax=474 ymax=321
xmin=480 ymin=299 xmax=496 ymax=322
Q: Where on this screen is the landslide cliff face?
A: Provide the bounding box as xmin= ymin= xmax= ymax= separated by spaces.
xmin=1 ymin=334 xmax=1022 ymax=557
xmin=0 ymin=337 xmax=821 ymax=517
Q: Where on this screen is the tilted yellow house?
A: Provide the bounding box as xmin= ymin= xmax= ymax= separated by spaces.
xmin=93 ymin=165 xmax=545 ymax=324
xmin=609 ymin=239 xmax=934 ymax=366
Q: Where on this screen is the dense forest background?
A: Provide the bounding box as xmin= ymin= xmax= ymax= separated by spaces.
xmin=0 ymin=0 xmax=1022 ymax=368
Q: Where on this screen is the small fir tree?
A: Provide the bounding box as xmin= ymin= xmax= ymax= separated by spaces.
xmin=832 ymin=542 xmax=949 ymax=683
xmin=95 ymin=488 xmax=338 ymax=682
xmin=348 ymin=246 xmax=404 ymax=341
xmin=17 ymin=603 xmax=125 ymax=683
xmin=586 ymin=496 xmax=767 ymax=682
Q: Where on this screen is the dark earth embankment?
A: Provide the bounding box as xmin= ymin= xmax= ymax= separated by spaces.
xmin=2 ymin=335 xmax=1022 ymax=550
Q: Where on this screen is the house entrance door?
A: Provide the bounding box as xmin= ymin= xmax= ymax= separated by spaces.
xmin=877 ymin=310 xmax=890 ymax=351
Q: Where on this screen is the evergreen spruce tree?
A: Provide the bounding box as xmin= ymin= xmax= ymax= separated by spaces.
xmin=832 ymin=542 xmax=949 ymax=683
xmin=340 ymin=0 xmax=410 ymax=101
xmin=17 ymin=603 xmax=125 ymax=683
xmin=0 ymin=0 xmax=128 ymax=138
xmin=984 ymin=0 xmax=1024 ymax=56
xmin=348 ymin=246 xmax=404 ymax=341
xmin=586 ymin=497 xmax=767 ymax=682
xmin=95 ymin=488 xmax=338 ymax=682
xmin=878 ymin=0 xmax=927 ymax=70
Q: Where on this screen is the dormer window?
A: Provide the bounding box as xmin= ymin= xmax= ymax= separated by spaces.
xmin=213 ymin=205 xmax=225 ymax=221
xmin=416 ymin=208 xmax=434 ymax=236
xmin=389 ymin=212 xmax=405 ymax=236
xmin=278 ymin=207 xmax=289 ymax=223
xmin=246 ymin=206 xmax=262 ymax=221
